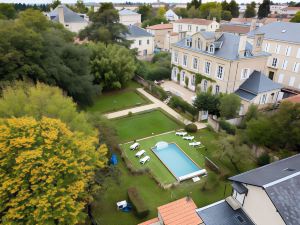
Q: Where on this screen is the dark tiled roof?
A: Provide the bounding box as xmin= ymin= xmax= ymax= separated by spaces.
xmin=235 ymin=89 xmax=256 ymax=101
xmin=232 ymin=181 xmax=248 ymax=194
xmin=49 ymin=5 xmax=86 ymax=23
xmin=126 ymin=25 xmax=153 ymax=38
xmin=229 ymin=154 xmax=300 ymax=187
xmin=248 ymin=22 xmax=300 ymax=44
xmin=238 ymin=70 xmax=282 ymax=94
xmin=266 ymin=174 xmax=300 ymax=225
xmin=197 ymin=200 xmax=255 ymax=225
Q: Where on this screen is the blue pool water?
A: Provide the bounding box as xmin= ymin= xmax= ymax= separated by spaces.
xmin=153 ymin=143 xmax=202 ymax=179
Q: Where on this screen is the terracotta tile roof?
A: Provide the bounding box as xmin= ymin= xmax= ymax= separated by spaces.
xmin=174 ymin=18 xmax=213 ymax=25
xmin=220 ymin=24 xmax=250 ymax=34
xmin=147 ymin=23 xmax=173 ymax=30
xmin=138 ymin=217 xmax=159 ymax=225
xmin=230 ymin=18 xmax=253 ymax=23
xmin=157 ymin=197 xmax=202 ymax=225
xmin=170 ymin=32 xmax=178 ymax=36
xmin=282 ymin=6 xmax=300 ymax=11
xmin=283 ymin=94 xmax=300 ymax=103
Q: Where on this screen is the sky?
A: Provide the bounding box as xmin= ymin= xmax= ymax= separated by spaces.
xmin=0 ymin=0 xmax=290 ymax=4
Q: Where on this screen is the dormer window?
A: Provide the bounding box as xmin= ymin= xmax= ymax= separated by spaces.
xmin=197 ymin=38 xmax=202 ymax=50
xmin=208 ymin=44 xmax=215 ymax=54
xmin=256 ymin=37 xmax=262 ymax=47
xmin=186 ymin=38 xmax=192 ymax=48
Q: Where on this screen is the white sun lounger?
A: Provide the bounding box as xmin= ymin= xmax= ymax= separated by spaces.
xmin=135 ymin=150 xmax=146 ymax=158
xmin=175 ymin=131 xmax=187 ymax=136
xmin=183 ymin=136 xmax=194 ymax=140
xmin=140 ymin=156 xmax=150 ymax=164
xmin=189 ymin=142 xmax=201 ymax=147
xmin=130 ymin=143 xmax=140 ymax=150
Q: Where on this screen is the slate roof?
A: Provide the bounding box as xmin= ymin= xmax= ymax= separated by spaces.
xmin=173 ymin=32 xmax=262 ymax=60
xmin=235 ymin=89 xmax=256 ymax=101
xmin=126 ymin=25 xmax=153 ymax=38
xmin=49 ymin=5 xmax=86 ymax=23
xmin=265 ymin=174 xmax=300 ymax=225
xmin=119 ymin=8 xmax=140 ymax=15
xmin=197 ymin=200 xmax=255 ymax=225
xmin=237 ymin=70 xmax=282 ymax=96
xmin=248 ymin=22 xmax=300 ymax=44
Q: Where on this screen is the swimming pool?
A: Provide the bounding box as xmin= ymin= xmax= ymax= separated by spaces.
xmin=152 ymin=142 xmax=206 ymax=181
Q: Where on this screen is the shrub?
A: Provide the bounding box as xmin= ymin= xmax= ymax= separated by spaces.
xmin=257 ymin=153 xmax=270 ymax=166
xmin=219 ymin=120 xmax=236 ymax=135
xmin=147 ymin=66 xmax=170 ymax=81
xmin=128 ymin=111 xmax=133 ymax=117
xmin=127 ymin=187 xmax=149 ymax=218
xmin=185 ymin=123 xmax=197 ymax=133
xmin=150 ymin=84 xmax=168 ymax=100
xmin=169 ymin=96 xmax=197 ymax=116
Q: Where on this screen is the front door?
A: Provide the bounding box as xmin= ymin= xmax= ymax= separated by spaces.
xmin=268 ymin=71 xmax=275 ymax=80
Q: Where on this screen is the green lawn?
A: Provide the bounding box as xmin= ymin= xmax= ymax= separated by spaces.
xmin=121 ymin=132 xmax=206 ymax=185
xmin=111 ymin=110 xmax=182 ymax=143
xmin=87 ymin=82 xmax=150 ymax=114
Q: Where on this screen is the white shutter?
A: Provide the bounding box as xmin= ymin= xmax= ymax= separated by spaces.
xmin=295 ymin=63 xmax=299 ymax=73
xmin=297 ymin=48 xmax=300 ymax=59
xmin=286 ymin=46 xmax=291 ymax=56
xmin=278 ymin=74 xmax=284 ymax=83
xmin=289 ymin=77 xmax=295 ymax=87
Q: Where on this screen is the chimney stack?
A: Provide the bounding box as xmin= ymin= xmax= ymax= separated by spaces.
xmin=58 ymin=5 xmax=64 ymax=24
xmin=238 ymin=34 xmax=247 ymax=56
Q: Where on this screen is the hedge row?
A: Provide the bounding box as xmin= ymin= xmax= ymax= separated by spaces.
xmin=219 ymin=120 xmax=236 ymax=135
xmin=169 ymin=95 xmax=198 ymax=116
xmin=127 ymin=187 xmax=149 ymax=218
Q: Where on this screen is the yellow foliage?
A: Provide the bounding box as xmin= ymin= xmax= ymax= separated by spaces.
xmin=0 ymin=117 xmax=107 ymax=225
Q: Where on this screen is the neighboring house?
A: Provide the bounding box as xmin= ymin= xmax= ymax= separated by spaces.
xmin=164 ymin=9 xmax=179 ymax=21
xmin=197 ymin=153 xmax=300 ymax=225
xmin=46 ymin=5 xmax=89 ymax=33
xmin=138 ymin=197 xmax=203 ymax=225
xmin=270 ymin=4 xmax=288 ymax=14
xmin=173 ymin=18 xmax=220 ymax=37
xmin=280 ymin=6 xmax=300 ymax=15
xmin=146 ymin=23 xmax=173 ymax=50
xmin=118 ymin=8 xmax=141 ymax=26
xmin=248 ymin=22 xmax=300 ymax=93
xmin=235 ymin=70 xmax=282 ymax=114
xmin=126 ymin=25 xmax=154 ymax=56
xmin=171 ymin=30 xmax=269 ymax=97
xmin=220 ymin=20 xmax=257 ymax=35
xmin=282 ymin=93 xmax=300 ymax=103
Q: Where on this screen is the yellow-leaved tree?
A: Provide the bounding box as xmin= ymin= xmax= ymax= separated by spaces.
xmin=0 ymin=117 xmax=107 ymax=225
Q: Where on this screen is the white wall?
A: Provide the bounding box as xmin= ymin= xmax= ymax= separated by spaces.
xmin=119 ymin=14 xmax=141 ymax=26
xmin=63 ymin=22 xmax=88 ymax=33
xmin=173 ymin=21 xmax=219 ymax=36
xmin=128 ymin=36 xmax=154 ymax=56
xmin=241 ymin=184 xmax=285 ymax=225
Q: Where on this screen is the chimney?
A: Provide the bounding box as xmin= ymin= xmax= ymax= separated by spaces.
xmin=250 ymin=18 xmax=257 ymax=31
xmin=58 ymin=5 xmax=64 ymax=24
xmin=253 ymin=32 xmax=265 ymax=54
xmin=238 ymin=34 xmax=247 ymax=56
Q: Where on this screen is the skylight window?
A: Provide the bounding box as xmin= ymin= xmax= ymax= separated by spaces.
xmin=235 ymin=215 xmax=246 ymax=224
xmin=282 ymin=29 xmax=286 ymax=33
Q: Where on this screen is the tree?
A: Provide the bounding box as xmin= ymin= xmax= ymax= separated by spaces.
xmin=157 ymin=6 xmax=166 ymax=18
xmin=219 ymin=94 xmax=241 ymax=119
xmin=187 ymin=6 xmax=201 ymax=18
xmin=187 ymin=0 xmax=202 ymax=10
xmin=0 ymin=117 xmax=108 ymax=224
xmin=199 ymin=2 xmax=222 ymax=19
xmin=50 ymin=0 xmax=61 ymax=9
xmin=221 ymin=0 xmax=230 ymax=11
xmin=193 ymin=92 xmax=220 ymax=116
xmin=258 ymin=0 xmax=270 ymax=19
xmin=0 ymin=3 xmax=17 ymax=19
xmin=208 ymin=8 xmax=222 ymax=21
xmin=142 ymin=17 xmax=168 ymax=28
xmin=290 ymin=11 xmax=300 ymax=23
xmin=244 ymin=3 xmax=256 ymax=18
xmin=0 ymin=82 xmax=94 ymax=135
xmin=79 ymin=3 xmax=129 ymax=46
xmin=74 ymin=0 xmax=88 ymax=13
xmin=89 ymin=43 xmax=136 ymax=90
xmin=229 ymin=0 xmax=239 ymax=18
xmin=137 ymin=4 xmax=153 ymax=21
xmin=174 ymin=7 xmax=188 ymax=18
xmin=221 ymin=10 xmax=232 ymax=21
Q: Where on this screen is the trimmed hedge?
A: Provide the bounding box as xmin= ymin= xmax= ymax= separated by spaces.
xmin=185 ymin=123 xmax=197 ymax=133
xmin=169 ymin=96 xmax=197 ymax=116
xmin=219 ymin=120 xmax=236 ymax=135
xmin=145 ymin=84 xmax=168 ymax=101
xmin=127 ymin=187 xmax=149 ymax=218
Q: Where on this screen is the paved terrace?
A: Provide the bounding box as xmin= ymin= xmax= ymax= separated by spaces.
xmin=104 ymin=88 xmax=206 ymax=129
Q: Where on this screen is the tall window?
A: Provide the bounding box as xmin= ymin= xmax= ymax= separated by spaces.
xmin=285 ymin=46 xmax=291 ymax=56
xmin=289 ymin=76 xmax=295 ymax=86
xmin=147 ymin=39 xmax=150 ymax=45
xmin=188 ymin=25 xmax=192 ymax=31
xmin=241 ymin=68 xmax=249 ymax=79
xmin=208 ymin=44 xmax=215 ymax=53
xmin=215 ymin=85 xmax=220 ymax=94
xmin=264 ymin=43 xmax=270 ymax=52
xmin=275 ymin=44 xmax=281 ymax=54
xmin=191 ymin=75 xmax=195 ymax=85
xmin=205 ymin=62 xmax=211 ymax=75
xmin=203 ymin=80 xmax=208 ymax=92
xmin=193 ymin=58 xmax=198 ymax=70
xmin=178 ymin=25 xmax=182 ymax=31
xmin=216 ymin=65 xmax=224 ymax=79
xmin=278 ymin=73 xmax=284 ymax=83
xmin=197 ymin=38 xmax=202 ymax=50
xmin=293 ymin=63 xmax=299 ymax=72
xmin=186 ymin=39 xmax=192 ymax=47
xmin=256 ymin=37 xmax=262 ymax=47
xmin=139 ymin=40 xmax=142 ymax=45
xmin=282 ymin=60 xmax=288 ymax=69
xmin=272 ymin=58 xmax=278 ymax=67
xmin=172 ymin=68 xmax=177 ymax=79
xmin=297 ymin=48 xmax=300 ymax=58
xmin=183 ymin=55 xmax=188 ymax=67
xmin=181 ymin=71 xmax=185 ymax=81
xmin=260 ymin=94 xmax=267 ymax=104
xmin=196 ymin=26 xmax=199 ymax=32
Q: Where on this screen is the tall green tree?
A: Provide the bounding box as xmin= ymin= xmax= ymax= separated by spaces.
xmin=199 ymin=2 xmax=222 ymax=19
xmin=290 ymin=11 xmax=300 ymax=23
xmin=229 ymin=0 xmax=239 ymax=18
xmin=187 ymin=6 xmax=201 ymax=18
xmin=137 ymin=4 xmax=153 ymax=21
xmin=89 ymin=43 xmax=136 ymax=90
xmin=50 ymin=0 xmax=61 ymax=9
xmin=193 ymin=92 xmax=220 ymax=116
xmin=74 ymin=0 xmax=88 ymax=13
xmin=174 ymin=7 xmax=188 ymax=18
xmin=187 ymin=0 xmax=202 ymax=10
xmin=221 ymin=10 xmax=232 ymax=21
xmin=0 ymin=3 xmax=17 ymax=19
xmin=219 ymin=94 xmax=241 ymax=119
xmin=258 ymin=0 xmax=271 ymax=19
xmin=244 ymin=3 xmax=256 ymax=18
xmin=79 ymin=3 xmax=129 ymax=47
xmin=221 ymin=0 xmax=230 ymax=11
